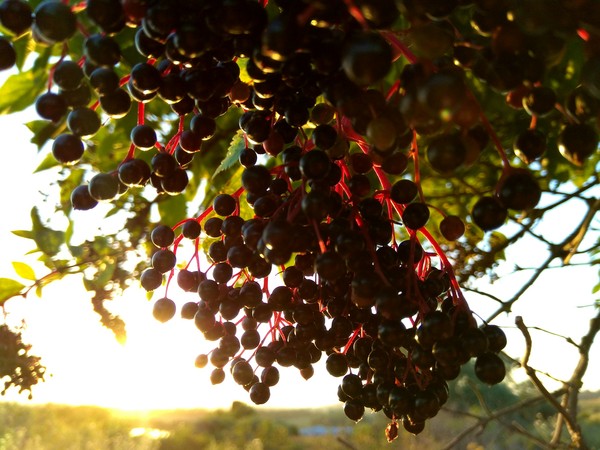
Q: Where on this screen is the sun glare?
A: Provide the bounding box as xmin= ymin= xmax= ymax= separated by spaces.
xmin=2 ymin=276 xmax=342 ymax=412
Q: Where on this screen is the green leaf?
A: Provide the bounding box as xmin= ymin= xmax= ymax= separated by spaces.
xmin=26 ymin=119 xmax=64 ymax=150
xmin=12 ymin=230 xmax=34 ymax=239
xmin=30 ymin=207 xmax=65 ymax=257
xmin=12 ymin=262 xmax=36 ymax=281
xmin=34 ymin=152 xmax=61 ymax=172
xmin=157 ymin=194 xmax=188 ymax=227
xmin=213 ymin=131 xmax=246 ymax=178
xmin=0 ymin=69 xmax=48 ymax=115
xmin=0 ymin=278 xmax=25 ymax=306
xmin=65 ymin=220 xmax=74 ymax=246
xmin=59 ymin=168 xmax=84 ymax=214
xmin=12 ymin=33 xmax=34 ymax=71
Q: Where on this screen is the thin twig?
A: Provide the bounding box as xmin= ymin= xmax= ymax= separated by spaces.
xmin=554 ymin=309 xmax=600 ymax=446
xmin=336 ymin=436 xmax=359 ymax=450
xmin=486 ymin=253 xmax=554 ymax=322
xmin=515 ymin=316 xmax=588 ymax=449
xmin=440 ymin=388 xmax=568 ymax=450
xmin=560 ymin=197 xmax=600 ymax=265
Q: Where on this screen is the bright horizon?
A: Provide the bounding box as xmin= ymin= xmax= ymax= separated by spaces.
xmin=1 ymin=100 xmax=599 ymax=414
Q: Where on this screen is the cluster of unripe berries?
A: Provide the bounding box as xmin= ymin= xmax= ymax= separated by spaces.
xmin=7 ymin=0 xmax=598 ymax=440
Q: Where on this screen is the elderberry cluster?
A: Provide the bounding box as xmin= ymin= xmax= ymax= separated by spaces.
xmin=6 ymin=0 xmax=598 ymax=441
xmin=142 ymin=164 xmax=508 ymax=435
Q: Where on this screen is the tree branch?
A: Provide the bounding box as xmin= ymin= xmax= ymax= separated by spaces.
xmin=515 ymin=316 xmax=588 ymax=449
xmin=560 ymin=197 xmax=600 ymax=265
xmin=486 ymin=253 xmax=554 ymax=322
xmin=552 ymin=308 xmax=600 ymax=446
xmin=441 ymin=387 xmax=568 ymax=450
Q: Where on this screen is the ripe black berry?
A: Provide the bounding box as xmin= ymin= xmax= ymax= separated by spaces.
xmin=0 ymin=37 xmax=16 ymax=70
xmin=471 ymin=196 xmax=507 ymax=231
xmin=402 ymin=203 xmax=430 ymax=230
xmin=497 ymin=170 xmax=541 ymax=211
xmin=213 ymin=194 xmax=237 ymax=216
xmin=249 ymin=382 xmax=270 ymax=405
xmin=52 ymin=134 xmax=84 ymax=165
xmin=151 ymin=225 xmax=175 ymax=248
xmin=131 ymin=124 xmax=157 ymax=150
xmin=342 ymin=31 xmax=392 ymax=86
xmin=153 ymin=297 xmax=176 ymax=323
xmin=474 ymin=352 xmax=506 ymax=385
xmin=326 ymin=353 xmax=348 ymax=377
xmin=33 ymin=1 xmax=77 ymax=43
xmin=152 ymin=249 xmax=177 ymax=273
xmin=0 ymin=0 xmax=33 ymax=36
xmin=439 ymin=215 xmax=465 ymax=241
xmin=88 ymin=173 xmax=119 ymax=201
xmin=35 ymin=92 xmax=67 ymax=122
xmin=67 ymin=108 xmax=101 ymax=138
xmin=52 ymin=60 xmax=84 ymax=91
xmin=558 ymin=123 xmax=598 ymax=166
xmin=182 ymin=220 xmax=202 ymax=239
xmin=71 ymin=185 xmax=98 ymax=211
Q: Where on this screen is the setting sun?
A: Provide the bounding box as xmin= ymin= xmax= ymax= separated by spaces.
xmin=2 ymin=273 xmax=342 ymax=411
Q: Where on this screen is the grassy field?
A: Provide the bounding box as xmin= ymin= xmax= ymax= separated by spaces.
xmin=0 ymin=390 xmax=598 ymax=449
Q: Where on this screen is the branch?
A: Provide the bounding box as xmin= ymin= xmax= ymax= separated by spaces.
xmin=336 ymin=436 xmax=358 ymax=450
xmin=538 ymin=177 xmax=599 ymax=214
xmin=440 ymin=387 xmax=568 ymax=450
xmin=462 ymin=286 xmax=505 ymax=305
xmin=559 ymin=197 xmax=600 ymax=265
xmin=552 ymin=308 xmax=600 ymax=445
xmin=487 ymin=199 xmax=599 ymax=322
xmin=515 ymin=316 xmax=588 ymax=449
xmin=486 ymin=252 xmax=554 ymax=322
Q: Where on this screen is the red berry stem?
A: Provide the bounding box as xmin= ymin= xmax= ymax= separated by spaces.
xmin=409 ymin=131 xmax=426 ymax=202
xmin=381 ymin=31 xmax=418 ymax=64
xmin=137 ymin=101 xmax=145 ymax=125
xmin=342 ymin=0 xmax=370 ymax=30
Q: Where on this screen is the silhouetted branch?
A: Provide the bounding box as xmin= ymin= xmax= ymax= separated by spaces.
xmin=441 ymin=387 xmax=568 ymax=450
xmin=515 ymin=316 xmax=588 ymax=449
xmin=552 ymin=308 xmax=600 ymax=446
xmin=560 ymin=197 xmax=600 ymax=265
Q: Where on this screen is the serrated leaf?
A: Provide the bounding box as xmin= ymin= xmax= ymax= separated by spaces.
xmin=213 ymin=131 xmax=245 ymax=178
xmin=12 ymin=262 xmax=36 ymax=281
xmin=12 ymin=230 xmax=33 ymax=239
xmin=0 ymin=278 xmax=25 ymax=306
xmin=0 ymin=69 xmax=47 ymax=115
